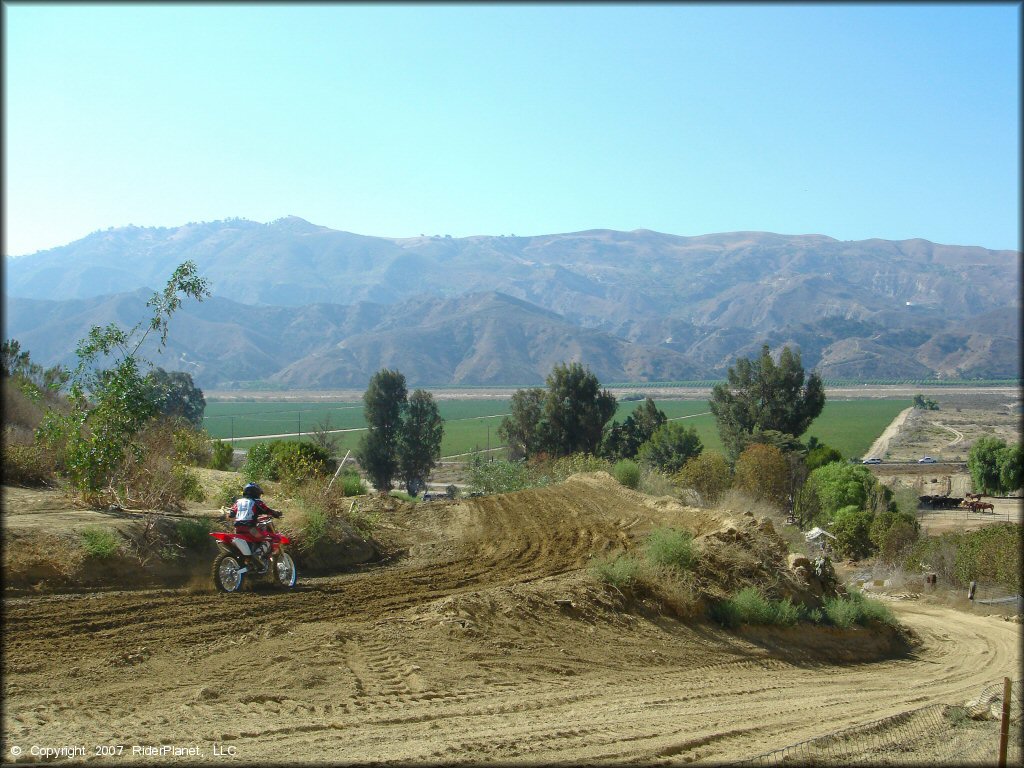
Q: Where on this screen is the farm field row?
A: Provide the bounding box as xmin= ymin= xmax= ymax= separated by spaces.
xmin=204 ymin=398 xmax=911 ymax=461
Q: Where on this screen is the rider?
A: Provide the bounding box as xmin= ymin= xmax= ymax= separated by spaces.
xmin=228 ymin=483 xmax=282 ymax=569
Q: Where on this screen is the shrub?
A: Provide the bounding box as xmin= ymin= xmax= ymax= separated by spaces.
xmin=297 ymin=505 xmax=328 ymax=550
xmin=243 ymin=442 xmax=275 ymax=482
xmin=822 ymin=591 xmax=896 ymax=628
xmin=81 ymin=526 xmax=121 ymax=558
xmin=869 ymin=508 xmax=919 ymax=563
xmin=676 ymin=451 xmax=731 ymax=506
xmin=172 ymin=464 xmax=206 ymax=502
xmin=592 ymin=554 xmax=641 ymax=589
xmin=175 ymin=517 xmax=213 ymax=549
xmin=639 ymin=470 xmax=676 ymax=497
xmin=636 ymin=422 xmax=702 ymax=474
xmin=830 ymin=505 xmax=875 ymax=560
xmin=911 ymin=524 xmax=1022 ymax=591
xmin=339 ymin=470 xmax=367 ymax=496
xmin=613 ymin=459 xmax=641 ymax=489
xmin=644 ymin=528 xmax=696 ymax=571
xmin=468 ymin=458 xmax=539 ymax=495
xmin=210 ymin=439 xmax=234 ymax=471
xmin=1 ymin=441 xmax=54 ymax=487
xmin=733 ymin=443 xmax=789 ymax=509
xmin=545 ymin=452 xmax=610 ymax=481
xmin=389 ymin=490 xmax=419 ymax=502
xmin=270 ymin=440 xmax=331 ymax=484
xmin=172 ymin=424 xmax=213 ymax=467
xmin=711 ymin=587 xmax=801 ymax=628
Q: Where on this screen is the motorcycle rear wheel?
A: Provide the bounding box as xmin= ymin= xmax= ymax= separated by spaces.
xmin=213 ymin=552 xmax=245 ymax=593
xmin=273 ymin=552 xmax=297 ymax=589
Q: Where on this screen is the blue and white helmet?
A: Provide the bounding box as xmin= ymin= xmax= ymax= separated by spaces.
xmin=242 ymin=482 xmax=263 ymax=499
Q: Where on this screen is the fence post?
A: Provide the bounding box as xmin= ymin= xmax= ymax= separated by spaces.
xmin=998 ymin=676 xmax=1012 ymax=767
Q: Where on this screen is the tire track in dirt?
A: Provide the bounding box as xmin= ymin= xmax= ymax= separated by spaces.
xmin=5 ymin=475 xmax=1019 ymax=764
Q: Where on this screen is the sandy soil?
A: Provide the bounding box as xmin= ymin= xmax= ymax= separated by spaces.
xmin=3 ymin=474 xmax=1019 ymax=765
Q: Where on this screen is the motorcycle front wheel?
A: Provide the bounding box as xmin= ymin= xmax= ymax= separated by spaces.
xmin=273 ymin=552 xmax=297 ymax=589
xmin=213 ymin=552 xmax=246 ymax=593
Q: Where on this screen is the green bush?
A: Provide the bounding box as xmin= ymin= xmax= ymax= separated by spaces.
xmin=172 ymin=424 xmax=213 ymax=467
xmin=270 ymin=440 xmax=331 ymax=487
xmin=822 ymin=591 xmax=896 ymax=628
xmin=175 ymin=517 xmax=213 ymax=549
xmin=243 ymin=442 xmax=275 ymax=482
xmin=297 ymin=505 xmax=328 ymax=550
xmin=81 ymin=526 xmax=121 ymax=559
xmin=830 ymin=505 xmax=875 ymax=560
xmin=636 ymin=422 xmax=702 ymax=474
xmin=613 ymin=459 xmax=641 ymax=489
xmin=210 ymin=439 xmax=234 ymax=471
xmin=468 ymin=458 xmax=540 ymax=495
xmin=711 ymin=587 xmax=801 ymax=628
xmin=339 ymin=470 xmax=367 ymax=496
xmin=644 ymin=528 xmax=696 ymax=571
xmin=172 ymin=464 xmax=206 ymax=502
xmin=906 ymin=525 xmax=1021 ymax=592
xmin=592 ymin=554 xmax=641 ymax=588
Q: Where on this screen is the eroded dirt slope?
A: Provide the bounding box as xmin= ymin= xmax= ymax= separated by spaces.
xmin=3 ymin=474 xmax=1020 ymax=764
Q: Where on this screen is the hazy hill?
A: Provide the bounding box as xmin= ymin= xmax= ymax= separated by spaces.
xmin=4 ymin=218 xmax=1019 ymax=385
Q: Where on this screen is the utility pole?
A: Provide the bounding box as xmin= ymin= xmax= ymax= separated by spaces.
xmin=230 ymin=416 xmax=234 ymax=446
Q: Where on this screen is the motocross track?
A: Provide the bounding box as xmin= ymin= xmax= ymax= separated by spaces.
xmin=3 ymin=473 xmax=1020 ymax=764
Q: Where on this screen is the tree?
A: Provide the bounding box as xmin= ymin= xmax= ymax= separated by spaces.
xmin=36 ymin=262 xmax=209 ymax=500
xmin=399 ymin=389 xmax=443 ymax=493
xmin=805 ymin=461 xmax=894 ymax=524
xmin=541 ymin=363 xmax=617 ymax=456
xmin=498 ymin=387 xmax=546 ymax=460
xmin=636 ymin=422 xmax=702 ymax=474
xmin=998 ymin=443 xmax=1023 ymax=494
xmin=147 ymin=367 xmax=205 ymax=425
xmin=869 ymin=508 xmax=920 ymax=563
xmin=830 ymin=505 xmax=875 ymax=560
xmin=2 ymin=339 xmax=69 ymax=397
xmin=912 ymin=394 xmax=939 ymax=410
xmin=806 ymin=443 xmax=844 ymax=472
xmin=601 ymin=397 xmax=667 ymax=460
xmin=676 ymin=451 xmax=732 ymax=506
xmin=309 ymin=413 xmax=340 ymax=456
xmin=968 ymin=436 xmax=1006 ymax=495
xmin=710 ymin=345 xmax=825 ymax=461
xmin=357 ymin=369 xmax=408 ymax=491
xmin=733 ymin=443 xmax=790 ymax=509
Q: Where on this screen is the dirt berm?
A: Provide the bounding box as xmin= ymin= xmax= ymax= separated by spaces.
xmin=3 ymin=473 xmax=1019 ymax=764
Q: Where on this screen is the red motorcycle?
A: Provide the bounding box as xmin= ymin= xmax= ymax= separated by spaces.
xmin=209 ymin=514 xmax=298 ymax=592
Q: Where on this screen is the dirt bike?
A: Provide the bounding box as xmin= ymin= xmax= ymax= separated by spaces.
xmin=209 ymin=513 xmax=297 ymax=592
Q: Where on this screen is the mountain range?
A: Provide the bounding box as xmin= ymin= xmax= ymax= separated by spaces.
xmin=4 ymin=217 xmax=1020 ymax=388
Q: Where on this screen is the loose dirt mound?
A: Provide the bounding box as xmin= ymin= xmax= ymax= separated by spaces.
xmin=4 ymin=472 xmax=1018 ymax=764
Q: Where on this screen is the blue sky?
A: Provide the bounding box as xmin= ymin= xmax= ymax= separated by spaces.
xmin=3 ymin=2 xmax=1020 ymax=255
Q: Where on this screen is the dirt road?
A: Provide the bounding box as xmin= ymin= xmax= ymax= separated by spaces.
xmin=3 ymin=475 xmax=1020 ymax=764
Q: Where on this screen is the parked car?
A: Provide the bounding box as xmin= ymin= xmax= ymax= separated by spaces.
xmin=862 ymin=457 xmax=882 ymax=465
xmin=918 ymin=456 xmax=937 ymax=464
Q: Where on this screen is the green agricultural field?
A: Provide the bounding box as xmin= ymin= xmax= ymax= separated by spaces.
xmin=209 ymin=397 xmax=909 ymax=462
xmin=802 ymin=399 xmax=912 ymax=459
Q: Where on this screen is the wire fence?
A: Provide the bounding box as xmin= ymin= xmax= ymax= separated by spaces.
xmin=741 ymin=679 xmax=1022 ymax=766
